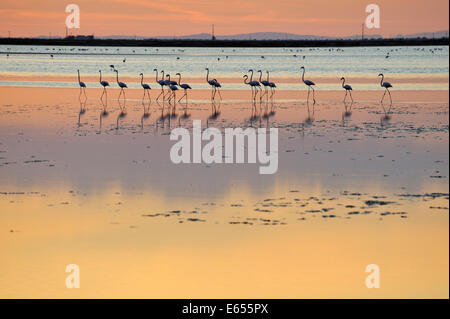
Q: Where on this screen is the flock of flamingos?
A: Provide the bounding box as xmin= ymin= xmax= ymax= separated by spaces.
xmin=77 ymin=66 xmax=394 ymax=108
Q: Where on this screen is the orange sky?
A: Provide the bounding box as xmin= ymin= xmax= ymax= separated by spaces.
xmin=0 ymin=0 xmax=448 ymax=38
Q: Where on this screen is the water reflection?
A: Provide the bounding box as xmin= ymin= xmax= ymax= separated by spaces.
xmin=77 ymin=94 xmax=87 ymax=127
xmin=341 ymin=100 xmax=353 ymax=126
xmin=304 ymin=100 xmax=315 ymax=125
xmin=116 ymin=97 xmax=127 ymax=130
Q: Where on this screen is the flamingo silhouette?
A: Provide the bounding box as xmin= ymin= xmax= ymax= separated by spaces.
xmin=300 ymin=66 xmax=316 ymax=104
xmin=140 ymin=73 xmax=151 ymax=101
xmin=258 ymin=70 xmax=270 ymax=100
xmin=166 ymin=74 xmax=179 ymax=105
xmin=77 ymin=69 xmax=86 ymax=98
xmin=340 ymin=77 xmax=353 ymax=102
xmin=153 ymin=68 xmax=166 ymax=101
xmin=114 ymin=69 xmax=127 ymax=100
xmin=99 ymin=70 xmax=109 ymax=100
xmin=243 ymin=74 xmax=254 ymax=100
xmin=205 ymin=68 xmax=222 ymax=100
xmin=212 ymin=79 xmax=222 ymax=100
xmin=175 ymin=72 xmax=192 ymax=103
xmin=378 ymin=73 xmax=393 ymax=105
xmin=267 ymin=71 xmax=277 ymax=100
xmin=248 ymin=69 xmax=261 ymax=100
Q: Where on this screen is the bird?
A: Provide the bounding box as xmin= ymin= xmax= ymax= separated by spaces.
xmin=114 ymin=69 xmax=128 ymax=100
xmin=175 ymin=73 xmax=192 ymax=103
xmin=153 ymin=68 xmax=166 ymax=101
xmin=258 ymin=70 xmax=271 ymax=100
xmin=77 ymin=69 xmax=86 ymax=97
xmin=243 ymin=75 xmax=255 ymax=100
xmin=212 ymin=79 xmax=222 ymax=100
xmin=247 ymin=69 xmax=261 ymax=100
xmin=166 ymin=74 xmax=179 ymax=104
xmin=99 ymin=70 xmax=109 ymax=100
xmin=140 ymin=73 xmax=151 ymax=101
xmin=378 ymin=73 xmax=393 ymax=105
xmin=300 ymin=66 xmax=316 ymax=104
xmin=340 ymin=77 xmax=353 ymax=102
xmin=205 ymin=68 xmax=220 ymax=100
xmin=266 ymin=71 xmax=277 ymax=100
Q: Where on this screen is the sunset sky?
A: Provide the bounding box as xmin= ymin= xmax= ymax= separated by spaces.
xmin=0 ymin=0 xmax=448 ymax=38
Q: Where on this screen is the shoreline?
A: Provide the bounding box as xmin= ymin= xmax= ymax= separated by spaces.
xmin=1 ymin=37 xmax=448 ymax=48
xmin=1 ymin=86 xmax=448 ymax=104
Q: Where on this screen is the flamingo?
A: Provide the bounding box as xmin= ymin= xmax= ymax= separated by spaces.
xmin=205 ymin=68 xmax=219 ymax=100
xmin=212 ymin=79 xmax=222 ymax=100
xmin=114 ymin=69 xmax=127 ymax=99
xmin=340 ymin=77 xmax=353 ymax=102
xmin=378 ymin=73 xmax=393 ymax=105
xmin=257 ymin=70 xmax=270 ymax=100
xmin=166 ymin=74 xmax=179 ymax=103
xmin=243 ymin=75 xmax=254 ymax=100
xmin=140 ymin=73 xmax=151 ymax=101
xmin=99 ymin=70 xmax=109 ymax=100
xmin=300 ymin=66 xmax=316 ymax=104
xmin=175 ymin=72 xmax=192 ymax=103
xmin=77 ymin=69 xmax=86 ymax=97
xmin=248 ymin=69 xmax=261 ymax=100
xmin=267 ymin=71 xmax=277 ymax=99
xmin=153 ymin=68 xmax=166 ymax=101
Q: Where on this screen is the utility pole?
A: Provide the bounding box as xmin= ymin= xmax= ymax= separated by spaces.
xmin=361 ymin=23 xmax=364 ymax=40
xmin=211 ymin=24 xmax=216 ymax=40
xmin=8 ymin=30 xmax=11 ymax=38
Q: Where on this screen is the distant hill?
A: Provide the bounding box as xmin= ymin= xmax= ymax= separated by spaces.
xmin=146 ymin=32 xmax=383 ymax=41
xmin=38 ymin=30 xmax=449 ymax=41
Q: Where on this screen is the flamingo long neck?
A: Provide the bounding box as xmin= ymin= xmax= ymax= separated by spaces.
xmin=167 ymin=74 xmax=171 ymax=82
xmin=341 ymin=78 xmax=345 ymax=88
xmin=258 ymin=71 xmax=262 ymax=82
xmin=301 ymin=68 xmax=305 ymax=83
xmin=116 ymin=71 xmax=119 ymax=84
xmin=244 ymin=76 xmax=249 ymax=85
xmin=78 ymin=70 xmax=81 ymax=83
xmin=177 ymin=74 xmax=181 ymax=85
xmin=154 ymin=69 xmax=158 ymax=82
xmin=99 ymin=71 xmax=102 ymax=83
xmin=249 ymin=70 xmax=254 ymax=82
xmin=161 ymin=71 xmax=165 ymax=80
xmin=140 ymin=74 xmax=143 ymax=85
xmin=380 ymin=75 xmax=384 ymax=87
xmin=206 ymin=69 xmax=210 ymax=82
xmin=267 ymin=72 xmax=270 ymax=82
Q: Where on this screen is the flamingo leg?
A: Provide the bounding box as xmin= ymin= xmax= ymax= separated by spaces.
xmin=381 ymin=89 xmax=387 ymax=103
xmin=156 ymin=87 xmax=164 ymax=101
xmin=343 ymin=90 xmax=348 ymax=102
xmin=178 ymin=90 xmax=187 ymax=103
xmin=349 ymin=90 xmax=354 ymax=102
xmin=216 ymin=88 xmax=222 ymax=100
xmin=311 ymin=86 xmax=316 ymax=104
xmin=306 ymin=87 xmax=310 ymax=103
xmin=387 ymin=88 xmax=392 ymax=106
